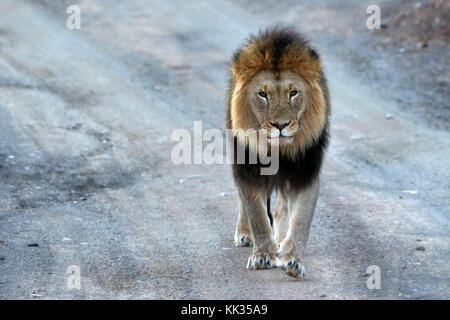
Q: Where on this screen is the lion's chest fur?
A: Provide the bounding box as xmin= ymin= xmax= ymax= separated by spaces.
xmin=231 ymin=130 xmax=327 ymax=193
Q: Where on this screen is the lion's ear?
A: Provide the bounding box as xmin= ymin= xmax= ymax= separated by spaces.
xmin=231 ymin=62 xmax=241 ymax=80
xmin=309 ymin=49 xmax=319 ymax=60
xmin=231 ymin=56 xmax=258 ymax=86
xmin=230 ymin=51 xmax=242 ymax=79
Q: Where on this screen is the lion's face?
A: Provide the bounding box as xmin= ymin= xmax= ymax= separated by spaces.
xmin=228 ymin=28 xmax=328 ymax=157
xmin=245 ymin=70 xmax=310 ymax=146
xmin=230 ymin=67 xmax=326 ymax=156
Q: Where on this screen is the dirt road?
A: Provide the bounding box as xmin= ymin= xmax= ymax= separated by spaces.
xmin=0 ymin=0 xmax=448 ymax=299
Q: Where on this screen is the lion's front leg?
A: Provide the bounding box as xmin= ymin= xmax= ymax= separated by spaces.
xmin=273 ymin=189 xmax=289 ymax=245
xmin=277 ymin=179 xmax=319 ymax=279
xmin=234 ymin=197 xmax=253 ymax=247
xmin=238 ymin=188 xmax=277 ymax=269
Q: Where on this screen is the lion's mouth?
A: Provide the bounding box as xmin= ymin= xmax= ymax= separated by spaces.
xmin=267 ymin=136 xmax=294 ymax=146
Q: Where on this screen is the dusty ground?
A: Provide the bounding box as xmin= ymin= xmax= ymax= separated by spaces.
xmin=0 ymin=0 xmax=449 ymax=299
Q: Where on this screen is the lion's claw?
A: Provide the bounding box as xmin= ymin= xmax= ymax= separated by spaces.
xmin=247 ymin=252 xmax=276 ymax=269
xmin=278 ymin=256 xmax=306 ymax=279
xmin=234 ymin=234 xmax=253 ymax=247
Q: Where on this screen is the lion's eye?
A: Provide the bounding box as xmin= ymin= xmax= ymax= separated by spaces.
xmin=290 ymin=90 xmax=298 ymax=97
xmin=258 ymin=91 xmax=267 ymax=98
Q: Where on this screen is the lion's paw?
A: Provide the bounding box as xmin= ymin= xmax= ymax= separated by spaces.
xmin=277 ymin=255 xmax=306 ymax=279
xmin=247 ymin=252 xmax=276 ymax=269
xmin=234 ymin=233 xmax=253 ymax=247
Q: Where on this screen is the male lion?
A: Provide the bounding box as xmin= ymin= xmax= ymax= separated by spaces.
xmin=226 ymin=27 xmax=330 ymax=279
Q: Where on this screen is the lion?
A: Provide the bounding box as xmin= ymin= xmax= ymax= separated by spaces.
xmin=226 ymin=27 xmax=330 ymax=279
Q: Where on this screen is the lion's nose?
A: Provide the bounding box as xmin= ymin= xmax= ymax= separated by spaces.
xmin=270 ymin=121 xmax=291 ymax=130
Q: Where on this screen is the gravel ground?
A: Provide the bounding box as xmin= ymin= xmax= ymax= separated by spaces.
xmin=0 ymin=0 xmax=448 ymax=299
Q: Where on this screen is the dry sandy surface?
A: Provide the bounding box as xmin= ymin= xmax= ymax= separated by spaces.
xmin=0 ymin=0 xmax=448 ymax=299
